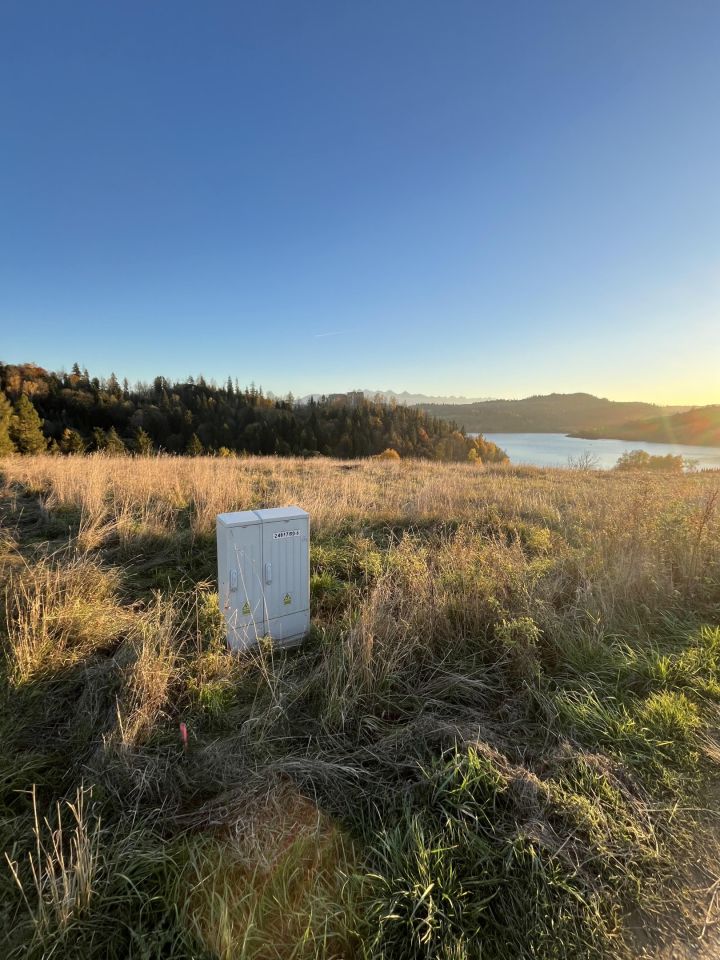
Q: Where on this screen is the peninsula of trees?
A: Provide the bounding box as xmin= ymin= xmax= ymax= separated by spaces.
xmin=0 ymin=363 xmax=507 ymax=463
xmin=572 ymin=406 xmax=720 ymax=447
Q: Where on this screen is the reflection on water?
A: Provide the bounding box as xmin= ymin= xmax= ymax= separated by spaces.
xmin=479 ymin=433 xmax=720 ymax=470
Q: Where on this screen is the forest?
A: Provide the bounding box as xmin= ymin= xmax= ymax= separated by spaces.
xmin=0 ymin=362 xmax=507 ymax=463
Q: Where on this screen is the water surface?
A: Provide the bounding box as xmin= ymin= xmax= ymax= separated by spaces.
xmin=480 ymin=432 xmax=720 ymax=470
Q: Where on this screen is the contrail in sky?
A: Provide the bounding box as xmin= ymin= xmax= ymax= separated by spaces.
xmin=313 ymin=331 xmax=344 ymax=338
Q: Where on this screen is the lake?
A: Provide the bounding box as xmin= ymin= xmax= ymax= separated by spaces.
xmin=480 ymin=433 xmax=720 ymax=470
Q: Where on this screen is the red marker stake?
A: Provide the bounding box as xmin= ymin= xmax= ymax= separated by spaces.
xmin=179 ymin=722 xmax=188 ymax=753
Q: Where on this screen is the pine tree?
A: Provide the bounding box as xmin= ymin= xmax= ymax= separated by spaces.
xmin=61 ymin=428 xmax=86 ymax=454
xmin=105 ymin=427 xmax=126 ymax=454
xmin=187 ymin=433 xmax=204 ymax=456
xmin=136 ymin=428 xmax=153 ymax=455
xmin=10 ymin=395 xmax=46 ymax=453
xmin=0 ymin=391 xmax=16 ymax=455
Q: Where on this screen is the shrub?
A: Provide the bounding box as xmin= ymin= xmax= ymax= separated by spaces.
xmin=615 ymin=450 xmax=683 ymax=472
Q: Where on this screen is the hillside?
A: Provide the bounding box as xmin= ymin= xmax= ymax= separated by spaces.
xmin=0 ymin=362 xmax=507 ymax=463
xmin=419 ymin=392 xmax=688 ymax=434
xmin=573 ymin=405 xmax=720 ymax=446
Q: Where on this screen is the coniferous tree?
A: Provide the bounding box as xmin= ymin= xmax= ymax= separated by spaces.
xmin=136 ymin=428 xmax=153 ymax=455
xmin=0 ymin=391 xmax=16 ymax=455
xmin=92 ymin=427 xmax=106 ymax=451
xmin=187 ymin=433 xmax=204 ymax=456
xmin=105 ymin=427 xmax=126 ymax=454
xmin=10 ymin=395 xmax=46 ymax=453
xmin=61 ymin=428 xmax=86 ymax=454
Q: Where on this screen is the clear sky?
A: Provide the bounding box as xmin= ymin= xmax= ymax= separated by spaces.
xmin=1 ymin=1 xmax=718 ymax=405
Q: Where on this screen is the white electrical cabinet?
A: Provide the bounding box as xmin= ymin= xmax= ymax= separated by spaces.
xmin=216 ymin=506 xmax=310 ymax=650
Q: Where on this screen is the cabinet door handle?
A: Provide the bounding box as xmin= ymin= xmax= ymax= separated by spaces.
xmin=264 ymin=562 xmax=272 ymax=584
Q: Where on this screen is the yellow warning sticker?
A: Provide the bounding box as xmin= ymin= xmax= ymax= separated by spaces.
xmin=283 ymin=593 xmax=292 ymax=605
xmin=241 ymin=600 xmax=251 ymax=615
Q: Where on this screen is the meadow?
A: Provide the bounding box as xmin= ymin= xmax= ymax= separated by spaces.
xmin=1 ymin=454 xmax=719 ymax=959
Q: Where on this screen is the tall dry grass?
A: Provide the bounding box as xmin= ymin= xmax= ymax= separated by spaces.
xmin=3 ymin=555 xmax=131 ymax=684
xmin=5 ymin=785 xmax=101 ymax=941
xmin=1 ymin=454 xmax=720 ymax=959
xmin=2 ymin=453 xmax=719 ymax=569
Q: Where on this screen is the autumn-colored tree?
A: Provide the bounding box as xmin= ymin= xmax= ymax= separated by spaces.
xmin=470 ymin=435 xmax=508 ymax=464
xmin=0 ymin=391 xmax=15 ymax=455
xmin=10 ymin=395 xmax=46 ymax=453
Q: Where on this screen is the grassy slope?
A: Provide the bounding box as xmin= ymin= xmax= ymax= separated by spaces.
xmin=0 ymin=454 xmax=719 ymax=959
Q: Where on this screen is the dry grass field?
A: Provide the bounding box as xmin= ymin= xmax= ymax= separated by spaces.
xmin=1 ymin=454 xmax=720 ymax=959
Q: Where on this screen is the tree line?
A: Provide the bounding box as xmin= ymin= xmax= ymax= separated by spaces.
xmin=0 ymin=363 xmax=508 ymax=463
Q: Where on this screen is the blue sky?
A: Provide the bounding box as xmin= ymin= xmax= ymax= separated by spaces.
xmin=1 ymin=1 xmax=718 ymax=404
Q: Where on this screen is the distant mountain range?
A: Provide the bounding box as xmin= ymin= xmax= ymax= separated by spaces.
xmin=415 ymin=393 xmax=692 ymax=436
xmin=300 ymin=389 xmax=497 ymax=406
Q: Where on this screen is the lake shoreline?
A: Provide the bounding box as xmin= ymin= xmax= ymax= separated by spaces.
xmin=568 ymin=430 xmax=720 ymax=447
xmin=475 ymin=432 xmax=720 ymax=470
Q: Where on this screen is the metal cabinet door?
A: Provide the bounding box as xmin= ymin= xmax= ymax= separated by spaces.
xmin=224 ymin=523 xmax=264 ymax=649
xmin=261 ymin=518 xmax=309 ymax=623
